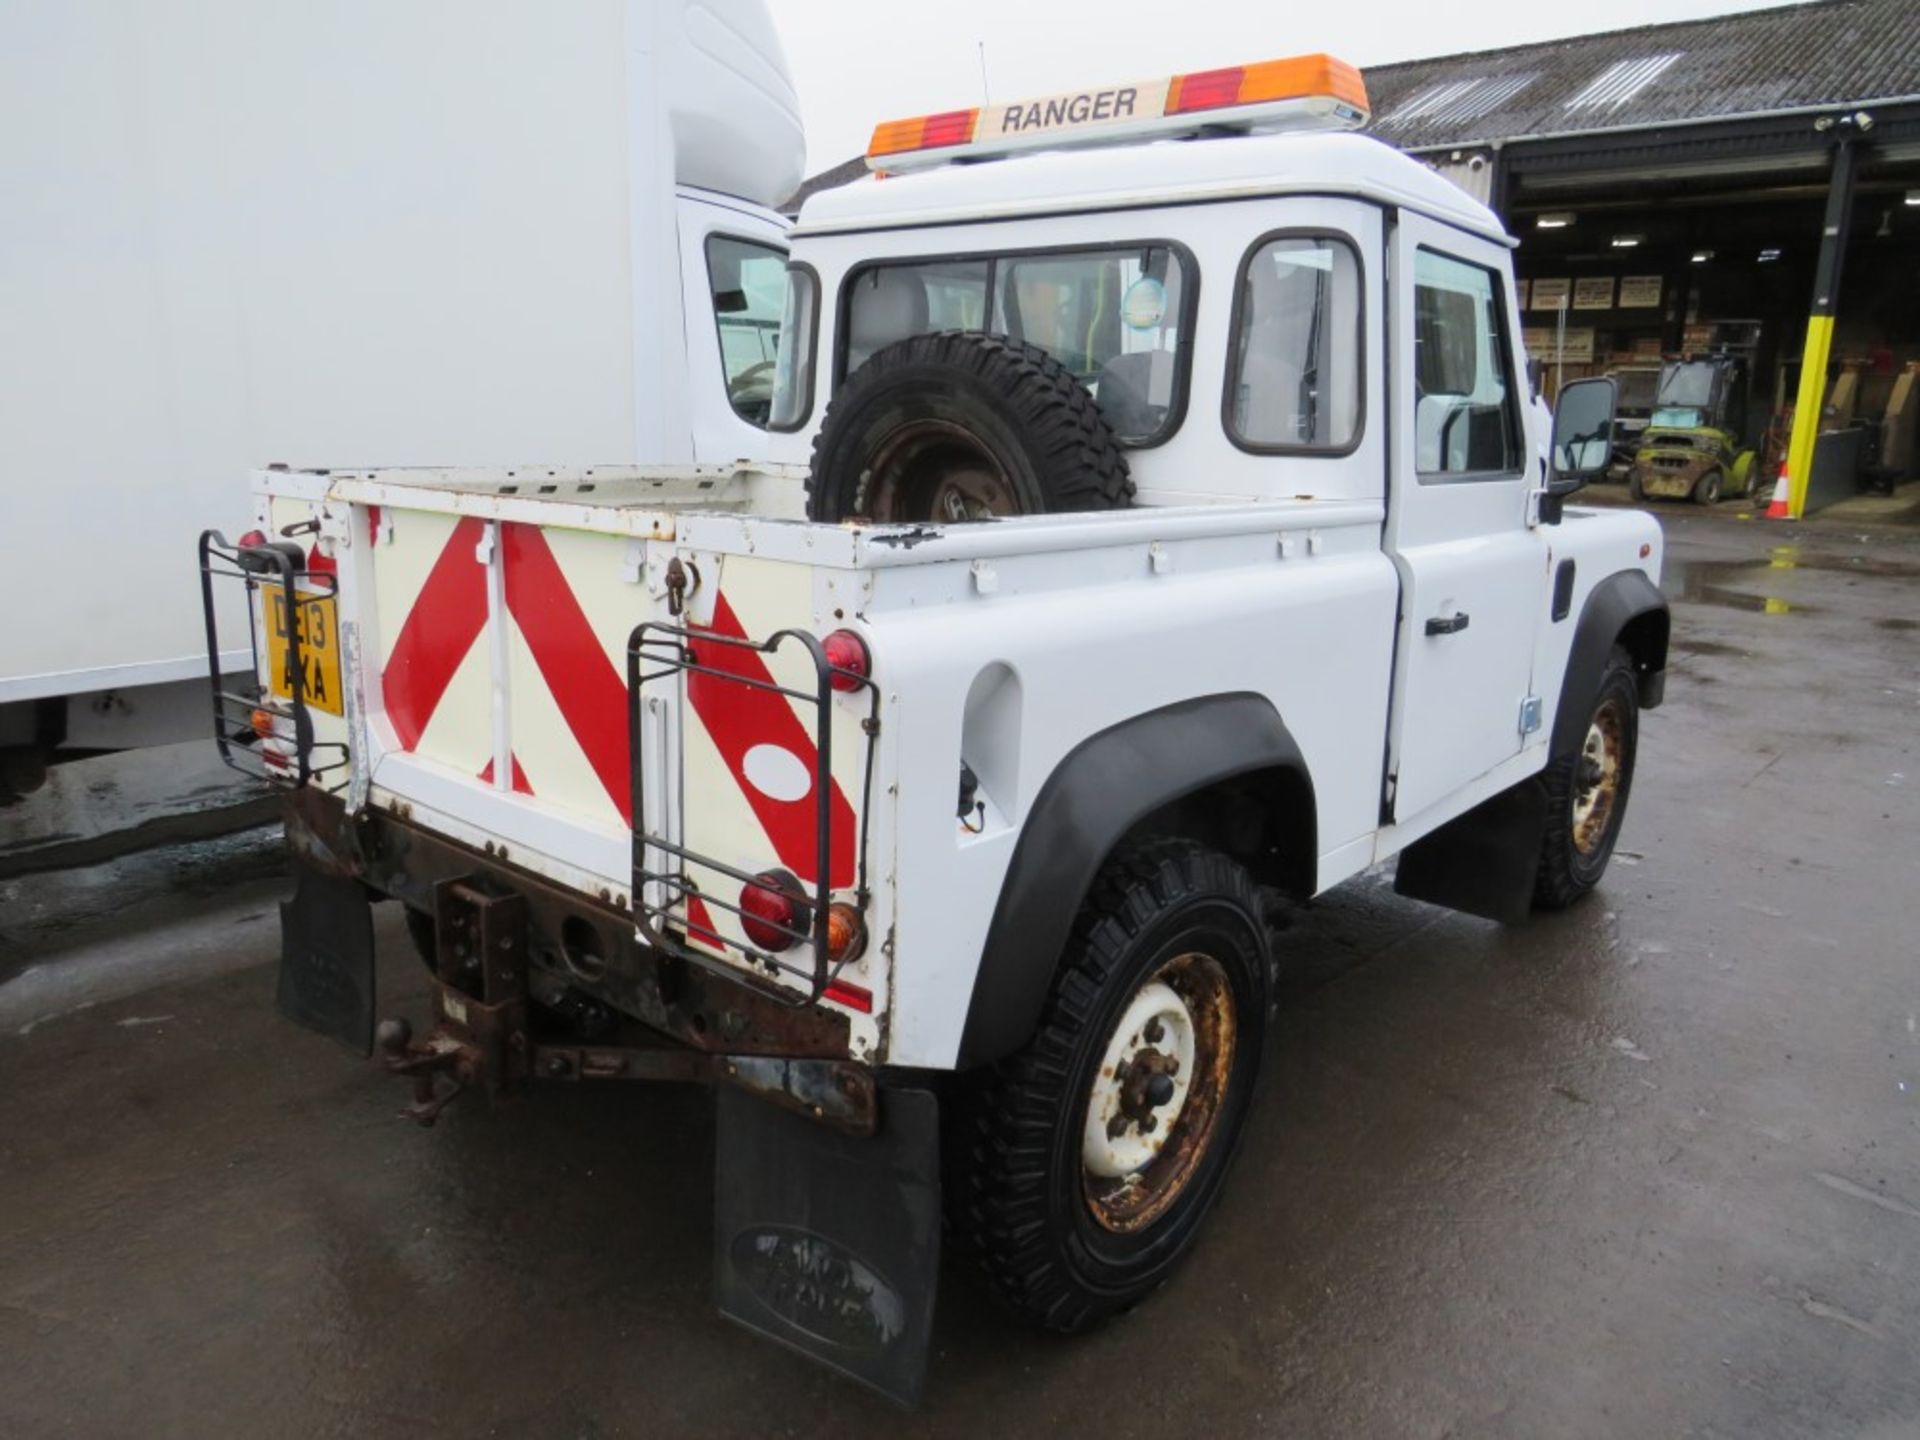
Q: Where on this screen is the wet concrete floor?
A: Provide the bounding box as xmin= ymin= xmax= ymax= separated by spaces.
xmin=2 ymin=506 xmax=1918 ymax=1437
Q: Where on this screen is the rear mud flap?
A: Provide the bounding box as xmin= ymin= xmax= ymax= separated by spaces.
xmin=276 ymin=862 xmax=376 ymax=1056
xmin=714 ymin=1085 xmax=940 ymax=1406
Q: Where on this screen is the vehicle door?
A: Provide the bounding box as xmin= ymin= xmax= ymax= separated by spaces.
xmin=1382 ymin=211 xmax=1548 ymax=824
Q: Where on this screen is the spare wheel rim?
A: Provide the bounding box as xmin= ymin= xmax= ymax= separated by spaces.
xmin=863 ymin=418 xmax=1021 ymax=521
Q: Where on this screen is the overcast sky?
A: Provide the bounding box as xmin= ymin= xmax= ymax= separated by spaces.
xmin=767 ymin=0 xmax=1807 ymax=174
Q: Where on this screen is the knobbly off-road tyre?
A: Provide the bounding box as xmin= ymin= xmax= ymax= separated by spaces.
xmin=806 ymin=331 xmax=1133 ymax=523
xmin=946 ymin=839 xmax=1269 ymax=1331
xmin=1534 ymin=646 xmax=1640 ymax=909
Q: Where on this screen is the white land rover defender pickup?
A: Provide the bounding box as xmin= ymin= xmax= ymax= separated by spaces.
xmin=197 ymin=54 xmax=1666 ymax=1403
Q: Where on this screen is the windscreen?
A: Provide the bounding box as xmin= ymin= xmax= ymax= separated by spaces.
xmin=1657 ymin=362 xmax=1716 ymax=410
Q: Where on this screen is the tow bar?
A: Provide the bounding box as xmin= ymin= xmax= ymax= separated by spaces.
xmin=371 ymin=877 xmax=878 ymax=1135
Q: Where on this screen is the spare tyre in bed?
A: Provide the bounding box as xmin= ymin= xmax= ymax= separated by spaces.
xmin=806 ymin=330 xmax=1134 ymax=524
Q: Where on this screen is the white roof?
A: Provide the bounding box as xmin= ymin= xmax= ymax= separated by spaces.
xmin=794 ymin=131 xmax=1507 ymax=244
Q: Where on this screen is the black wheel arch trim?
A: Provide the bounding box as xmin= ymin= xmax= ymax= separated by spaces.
xmin=956 ymin=692 xmax=1312 ymax=1069
xmin=1552 ymin=568 xmax=1668 ymax=757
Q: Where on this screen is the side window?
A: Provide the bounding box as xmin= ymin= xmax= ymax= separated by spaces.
xmin=706 ymin=235 xmax=788 ymax=428
xmin=1226 ymin=234 xmax=1362 ymax=452
xmin=839 ymin=244 xmax=1193 ymax=447
xmin=1413 ymin=249 xmax=1520 ymax=477
xmin=768 ymin=264 xmax=818 ymax=432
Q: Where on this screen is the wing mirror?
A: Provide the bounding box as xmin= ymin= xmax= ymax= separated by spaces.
xmin=1547 ymin=376 xmax=1617 ymax=497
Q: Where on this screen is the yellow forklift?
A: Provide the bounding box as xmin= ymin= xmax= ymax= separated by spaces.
xmin=1628 ymin=353 xmax=1762 ymax=506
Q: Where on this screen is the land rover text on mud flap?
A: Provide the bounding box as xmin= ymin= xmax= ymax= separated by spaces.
xmin=197 ymin=53 xmax=1666 ymax=1404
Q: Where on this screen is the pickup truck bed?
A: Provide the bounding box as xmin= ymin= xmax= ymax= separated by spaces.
xmin=218 ymin=463 xmax=1422 ymax=1073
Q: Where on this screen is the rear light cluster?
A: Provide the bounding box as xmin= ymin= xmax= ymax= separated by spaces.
xmin=738 ymin=871 xmax=867 ymax=965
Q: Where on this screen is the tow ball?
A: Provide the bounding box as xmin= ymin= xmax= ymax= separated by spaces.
xmin=375 ymin=1016 xmax=478 ymax=1126
xmin=373 ymin=879 xmax=532 ymax=1126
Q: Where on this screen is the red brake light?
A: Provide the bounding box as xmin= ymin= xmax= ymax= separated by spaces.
xmin=306 ymin=543 xmax=337 ymax=578
xmin=823 ymin=629 xmax=869 ymax=693
xmin=238 ymin=529 xmax=267 ymax=550
xmin=740 ymin=870 xmax=806 ymax=952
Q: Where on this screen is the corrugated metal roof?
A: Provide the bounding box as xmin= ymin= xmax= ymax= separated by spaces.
xmin=1365 ymin=0 xmax=1920 ymax=151
xmin=1563 ymin=54 xmax=1682 ymax=112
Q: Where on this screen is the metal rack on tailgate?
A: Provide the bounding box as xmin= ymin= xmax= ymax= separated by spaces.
xmin=626 ymin=613 xmax=880 ymax=1008
xmin=197 ymin=529 xmax=348 ymax=791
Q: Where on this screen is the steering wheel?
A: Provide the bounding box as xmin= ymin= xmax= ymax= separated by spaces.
xmin=728 ymin=361 xmax=778 ymax=402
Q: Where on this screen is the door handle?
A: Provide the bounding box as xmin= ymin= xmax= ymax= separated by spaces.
xmin=1425 ymin=611 xmax=1471 ymax=636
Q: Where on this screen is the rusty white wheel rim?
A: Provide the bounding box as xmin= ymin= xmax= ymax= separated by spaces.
xmin=1572 ymin=700 xmax=1624 ymax=855
xmin=1082 ymin=981 xmax=1196 ymax=1180
xmin=1081 ymin=952 xmax=1236 ymax=1234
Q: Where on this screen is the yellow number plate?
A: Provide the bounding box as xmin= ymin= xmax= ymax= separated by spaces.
xmin=264 ymin=587 xmax=344 ymax=717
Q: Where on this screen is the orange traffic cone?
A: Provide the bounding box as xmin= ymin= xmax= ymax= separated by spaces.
xmin=1764 ymin=461 xmax=1791 ymax=519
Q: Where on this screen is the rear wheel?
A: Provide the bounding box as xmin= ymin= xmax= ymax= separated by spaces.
xmin=1534 ymin=648 xmax=1640 ymax=909
xmin=806 ymin=331 xmax=1132 ymax=524
xmin=1627 ymin=471 xmax=1647 ymax=502
xmin=946 ymin=840 xmax=1269 ymax=1331
xmin=1692 ymin=468 xmax=1724 ymax=506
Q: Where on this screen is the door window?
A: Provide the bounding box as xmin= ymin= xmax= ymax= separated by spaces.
xmin=706 ymin=235 xmax=789 ymax=428
xmin=1226 ymin=234 xmax=1363 ymax=452
xmin=1413 ymin=250 xmax=1520 ymax=477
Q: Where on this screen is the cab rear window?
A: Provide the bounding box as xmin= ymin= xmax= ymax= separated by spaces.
xmin=837 ymin=243 xmax=1195 ymax=447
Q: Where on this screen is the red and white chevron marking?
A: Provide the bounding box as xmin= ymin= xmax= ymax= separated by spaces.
xmin=371 ymin=512 xmax=857 ymax=958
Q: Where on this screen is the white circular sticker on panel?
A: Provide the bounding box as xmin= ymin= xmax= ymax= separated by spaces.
xmin=743 ymin=743 xmax=813 ymax=803
xmin=1121 ymin=276 xmax=1166 ymax=330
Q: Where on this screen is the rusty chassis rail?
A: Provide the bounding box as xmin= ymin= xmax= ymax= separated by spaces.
xmin=285 ymin=787 xmax=877 ymax=1135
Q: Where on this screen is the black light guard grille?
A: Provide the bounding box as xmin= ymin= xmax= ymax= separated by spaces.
xmin=626 ymin=619 xmax=880 ymax=1008
xmin=196 ymin=529 xmax=348 ymax=791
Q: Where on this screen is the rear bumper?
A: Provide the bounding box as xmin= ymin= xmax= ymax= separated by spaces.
xmin=283 ymin=787 xmax=861 ymax=1068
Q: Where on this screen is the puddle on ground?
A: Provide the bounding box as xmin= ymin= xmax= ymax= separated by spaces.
xmin=1667 ymin=548 xmax=1813 ymax=614
xmin=1665 ymin=546 xmax=1920 ymax=615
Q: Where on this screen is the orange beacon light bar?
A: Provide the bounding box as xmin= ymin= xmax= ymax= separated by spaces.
xmin=865 ymin=53 xmax=1369 ymax=172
